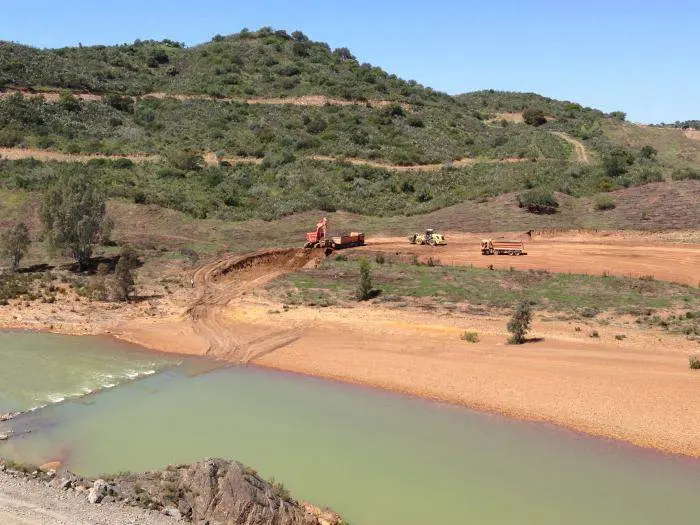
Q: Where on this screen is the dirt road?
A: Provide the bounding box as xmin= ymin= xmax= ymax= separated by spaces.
xmin=550 ymin=131 xmax=590 ymax=162
xmin=0 ymin=88 xmax=404 ymax=109
xmin=356 ymin=231 xmax=700 ymax=285
xmin=0 ymin=472 xmax=173 ymax=525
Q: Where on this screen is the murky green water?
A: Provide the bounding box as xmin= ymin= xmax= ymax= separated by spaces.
xmin=0 ymin=331 xmax=180 ymax=413
xmin=2 ymin=334 xmax=700 ymax=525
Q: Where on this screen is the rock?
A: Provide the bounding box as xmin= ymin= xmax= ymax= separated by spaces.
xmin=39 ymin=460 xmax=62 ymax=472
xmin=58 ymin=478 xmax=73 ymax=490
xmin=87 ymin=479 xmax=110 ymax=504
xmin=163 ymin=507 xmax=182 ymax=519
xmin=107 ymin=459 xmax=331 ymax=524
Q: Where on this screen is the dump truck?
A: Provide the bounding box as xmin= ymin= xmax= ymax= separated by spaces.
xmin=408 ymin=229 xmax=446 ymax=246
xmin=304 ymin=217 xmax=365 ymax=249
xmin=481 ymin=239 xmax=526 ymax=255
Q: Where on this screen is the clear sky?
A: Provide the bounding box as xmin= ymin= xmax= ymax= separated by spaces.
xmin=3 ymin=0 xmax=698 ymax=123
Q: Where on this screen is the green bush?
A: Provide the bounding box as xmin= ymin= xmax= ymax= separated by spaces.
xmin=518 ymin=188 xmax=559 ymax=214
xmin=690 ymin=355 xmax=700 ymax=370
xmin=594 ymin=194 xmax=616 ymax=211
xmin=523 ymin=108 xmax=546 ymax=126
xmin=356 ymin=259 xmax=373 ymax=301
xmin=507 ymin=301 xmax=533 ymax=344
xmin=671 ymin=168 xmax=700 ymax=181
xmin=461 ymin=330 xmax=479 ymax=343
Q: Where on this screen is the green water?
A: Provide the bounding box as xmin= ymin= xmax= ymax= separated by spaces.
xmin=0 ymin=331 xmax=180 ymax=413
xmin=1 ymin=334 xmax=700 ymax=524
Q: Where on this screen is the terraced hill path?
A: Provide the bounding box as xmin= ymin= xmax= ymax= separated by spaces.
xmin=0 ymin=146 xmax=540 ymax=171
xmin=0 ymin=88 xmax=408 ymax=109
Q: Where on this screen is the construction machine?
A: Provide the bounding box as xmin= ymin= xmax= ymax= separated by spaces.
xmin=408 ymin=229 xmax=446 ymax=246
xmin=304 ymin=217 xmax=365 ymax=249
xmin=480 ymin=238 xmax=526 ymax=255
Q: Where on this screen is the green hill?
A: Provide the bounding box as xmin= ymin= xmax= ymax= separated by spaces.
xmin=0 ymin=28 xmax=698 ymax=224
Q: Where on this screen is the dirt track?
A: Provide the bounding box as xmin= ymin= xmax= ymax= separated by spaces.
xmin=550 ymin=131 xmax=590 ymax=162
xmin=356 ymin=231 xmax=700 ymax=285
xmin=0 ymin=88 xmax=405 ymax=109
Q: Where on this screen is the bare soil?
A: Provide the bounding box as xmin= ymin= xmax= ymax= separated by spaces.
xmin=354 ymin=231 xmax=700 ymax=285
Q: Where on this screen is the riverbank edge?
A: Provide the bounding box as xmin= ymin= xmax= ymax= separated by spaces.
xmin=2 ymin=319 xmax=698 ymax=460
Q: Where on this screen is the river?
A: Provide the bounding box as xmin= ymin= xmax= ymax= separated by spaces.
xmin=1 ymin=332 xmax=700 ymax=524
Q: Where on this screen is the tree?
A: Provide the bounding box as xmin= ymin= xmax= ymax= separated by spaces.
xmin=40 ymin=172 xmax=108 ymax=270
xmin=0 ymin=223 xmax=30 ymax=272
xmin=356 ymin=259 xmax=373 ymax=301
xmin=523 ymin=108 xmax=547 ymax=126
xmin=507 ymin=301 xmax=533 ymax=344
xmin=113 ymin=247 xmax=137 ymax=301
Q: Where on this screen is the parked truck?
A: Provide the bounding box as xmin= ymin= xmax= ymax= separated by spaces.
xmin=481 ymin=238 xmax=526 ymax=256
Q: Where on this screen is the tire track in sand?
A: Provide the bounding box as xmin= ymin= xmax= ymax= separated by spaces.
xmin=187 ymin=248 xmax=322 ymax=362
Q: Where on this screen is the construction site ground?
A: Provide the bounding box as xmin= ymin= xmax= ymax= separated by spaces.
xmin=2 ymin=231 xmax=699 ymax=458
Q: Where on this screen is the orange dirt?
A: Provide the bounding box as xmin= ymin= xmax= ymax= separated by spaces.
xmin=355 ymin=231 xmax=700 ymax=285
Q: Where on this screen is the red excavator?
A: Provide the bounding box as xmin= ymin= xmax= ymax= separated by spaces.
xmin=304 ymin=217 xmax=365 ymax=249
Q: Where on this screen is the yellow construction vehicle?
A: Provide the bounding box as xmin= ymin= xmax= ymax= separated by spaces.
xmin=408 ymin=229 xmax=446 ymax=246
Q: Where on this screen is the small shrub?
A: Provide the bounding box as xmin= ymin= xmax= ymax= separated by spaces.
xmin=523 ymin=108 xmax=547 ymax=126
xmin=375 ymin=253 xmax=386 ymax=265
xmin=335 ymin=254 xmax=347 ymax=261
xmin=507 ymin=301 xmax=533 ymax=344
xmin=462 ymin=331 xmax=479 ymax=343
xmin=356 ymin=259 xmax=373 ymax=301
xmin=589 ymin=330 xmax=600 ymax=338
xmin=426 ymin=257 xmax=440 ymax=267
xmin=594 ymin=194 xmax=616 ymax=211
xmin=1 ymin=223 xmax=30 ymax=272
xmin=518 ymin=188 xmax=559 ymax=214
xmin=689 ymin=355 xmax=700 ymax=370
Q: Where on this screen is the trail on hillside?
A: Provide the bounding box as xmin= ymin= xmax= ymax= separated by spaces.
xmin=0 ymin=147 xmax=540 ymax=171
xmin=0 ymin=88 xmax=406 ymax=109
xmin=550 ymin=131 xmax=589 ymax=163
xmin=186 ymin=248 xmax=323 ymax=362
xmin=0 ymin=147 xmax=159 ymax=164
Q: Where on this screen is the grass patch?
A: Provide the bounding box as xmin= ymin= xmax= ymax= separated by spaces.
xmin=273 ymin=258 xmax=700 ymax=316
xmin=461 ymin=330 xmax=479 ymax=343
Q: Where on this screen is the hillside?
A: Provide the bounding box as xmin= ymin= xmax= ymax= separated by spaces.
xmin=0 ymin=28 xmax=698 ymax=226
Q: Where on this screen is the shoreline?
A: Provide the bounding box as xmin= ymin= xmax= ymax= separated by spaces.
xmin=3 ymin=307 xmax=699 ymax=459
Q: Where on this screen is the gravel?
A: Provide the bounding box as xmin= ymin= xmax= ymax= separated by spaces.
xmin=0 ymin=469 xmax=177 ymax=525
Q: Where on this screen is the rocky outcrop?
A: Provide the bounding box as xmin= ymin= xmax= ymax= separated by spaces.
xmin=107 ymin=458 xmax=335 ymax=524
xmin=0 ymin=457 xmax=342 ymax=525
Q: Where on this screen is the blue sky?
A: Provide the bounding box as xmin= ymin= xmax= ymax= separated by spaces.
xmin=3 ymin=0 xmax=698 ymax=123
